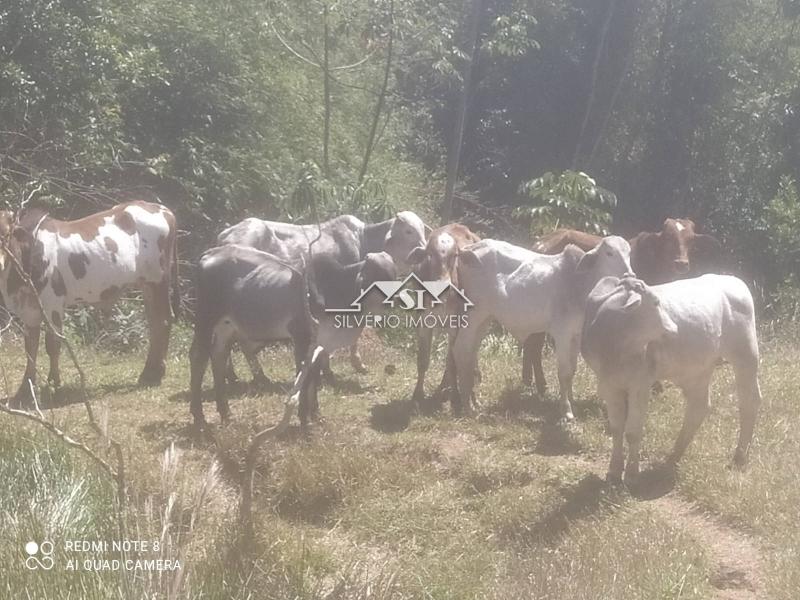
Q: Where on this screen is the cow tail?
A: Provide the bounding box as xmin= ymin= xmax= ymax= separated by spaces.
xmin=170 ymin=232 xmax=181 ymax=320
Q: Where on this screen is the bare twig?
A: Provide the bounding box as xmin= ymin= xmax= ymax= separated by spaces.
xmin=0 ymin=403 xmax=119 ymax=479
xmin=239 ymin=191 xmax=324 ymax=545
xmin=0 ymin=229 xmax=130 ymax=591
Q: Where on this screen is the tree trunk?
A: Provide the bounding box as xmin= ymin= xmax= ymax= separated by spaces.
xmin=442 ymin=0 xmax=483 ymax=223
xmin=572 ymin=0 xmax=618 ymax=169
xmin=358 ymin=0 xmax=395 ymax=184
xmin=322 ymin=2 xmax=331 ymax=178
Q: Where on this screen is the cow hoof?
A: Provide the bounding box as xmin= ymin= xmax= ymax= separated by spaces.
xmin=730 ymin=449 xmax=748 ymax=471
xmin=411 ymin=388 xmax=425 ymax=407
xmin=557 ymin=413 xmax=576 ymax=427
xmin=138 ymin=369 xmax=164 ymax=387
xmin=623 ymin=468 xmax=640 ymax=485
xmin=11 ymin=385 xmax=35 ymax=410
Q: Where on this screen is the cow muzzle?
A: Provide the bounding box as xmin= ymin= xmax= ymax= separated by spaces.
xmin=673 ymin=259 xmax=690 ymax=274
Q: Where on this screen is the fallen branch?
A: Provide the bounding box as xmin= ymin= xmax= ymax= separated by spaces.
xmin=0 ymin=226 xmax=130 ymax=592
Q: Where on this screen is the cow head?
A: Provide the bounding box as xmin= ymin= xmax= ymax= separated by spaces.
xmin=358 ymin=251 xmax=397 ymax=310
xmin=616 ymin=276 xmax=678 ymax=340
xmin=407 ymin=230 xmax=458 ymax=283
xmin=575 ymin=235 xmax=633 ymax=282
xmin=0 ymin=209 xmax=50 ymax=295
xmin=631 ymin=218 xmax=722 ymax=284
xmin=384 ymin=211 xmax=430 ymax=270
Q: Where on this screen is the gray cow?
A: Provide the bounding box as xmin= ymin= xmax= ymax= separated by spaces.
xmin=189 ymin=244 xmax=395 ymax=426
xmin=582 ymin=274 xmax=761 ymax=483
xmin=218 ymin=211 xmax=428 ymax=378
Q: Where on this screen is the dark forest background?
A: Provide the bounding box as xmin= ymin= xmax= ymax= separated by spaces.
xmin=1 ymin=0 xmax=799 ymax=313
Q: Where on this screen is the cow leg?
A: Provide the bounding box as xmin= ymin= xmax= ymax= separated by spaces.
xmin=14 ymin=325 xmax=41 ymax=407
xmin=412 ymin=327 xmax=433 ymax=407
xmin=436 ymin=328 xmax=459 ymax=399
xmin=189 ymin=325 xmax=213 ymax=426
xmin=243 ymin=346 xmax=269 ymax=386
xmin=522 ymin=333 xmax=547 ymax=396
xmin=732 ymin=363 xmax=761 ymax=468
xmin=139 ymin=280 xmax=171 ymax=386
xmin=602 ymin=382 xmax=627 ymax=483
xmin=451 ymin=317 xmax=488 ymax=416
xmin=210 ymin=334 xmax=233 ymax=424
xmin=289 ymin=318 xmax=317 ymax=423
xmin=45 ymin=327 xmax=62 ymax=389
xmin=225 ymin=353 xmax=239 ymax=384
xmin=350 ymin=342 xmax=367 ymax=374
xmin=667 ymin=375 xmax=712 ymax=466
xmin=623 ymin=381 xmax=651 ymax=481
xmin=552 ymin=330 xmax=579 ymax=422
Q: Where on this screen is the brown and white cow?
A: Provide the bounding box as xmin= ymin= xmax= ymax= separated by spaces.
xmin=524 ymin=218 xmax=723 ymax=394
xmin=405 ymin=223 xmax=481 ymax=409
xmin=0 ymin=201 xmax=179 ymax=403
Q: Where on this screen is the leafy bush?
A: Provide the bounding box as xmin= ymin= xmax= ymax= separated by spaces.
xmin=65 ymin=299 xmax=148 ymax=353
xmin=516 ymin=170 xmax=617 ymax=237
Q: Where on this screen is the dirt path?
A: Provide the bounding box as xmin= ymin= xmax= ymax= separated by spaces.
xmin=553 ymin=454 xmax=765 ymax=599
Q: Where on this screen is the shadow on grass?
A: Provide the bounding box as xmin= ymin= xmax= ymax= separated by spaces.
xmin=627 ymin=463 xmax=677 ymax=500
xmin=517 ymin=473 xmax=622 ymax=545
xmin=167 ymin=378 xmax=288 ymax=404
xmin=139 ymin=419 xmax=212 ymax=449
xmin=33 ymin=382 xmax=138 ymax=409
xmin=370 ymin=399 xmax=413 ymax=433
xmin=487 ymin=386 xmax=603 ymax=422
xmin=322 ymin=375 xmax=373 ymax=395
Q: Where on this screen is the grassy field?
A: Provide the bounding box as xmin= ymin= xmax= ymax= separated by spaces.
xmin=0 ymin=320 xmax=798 ymax=599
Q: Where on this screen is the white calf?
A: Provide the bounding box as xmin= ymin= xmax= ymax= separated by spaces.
xmin=582 ymin=274 xmax=761 ymax=482
xmin=453 ymin=236 xmax=632 ymax=419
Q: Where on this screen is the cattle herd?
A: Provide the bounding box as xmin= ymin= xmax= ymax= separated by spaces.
xmin=0 ymin=201 xmax=761 ymax=482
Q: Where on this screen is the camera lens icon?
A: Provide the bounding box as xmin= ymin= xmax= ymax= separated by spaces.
xmin=24 ymin=540 xmax=54 ymax=570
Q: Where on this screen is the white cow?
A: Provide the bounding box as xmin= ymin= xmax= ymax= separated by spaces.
xmin=582 ymin=274 xmax=761 ymax=483
xmin=453 ymin=236 xmax=633 ymax=419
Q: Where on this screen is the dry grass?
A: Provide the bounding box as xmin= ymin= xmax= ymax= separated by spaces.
xmin=0 ymin=323 xmax=797 ymax=598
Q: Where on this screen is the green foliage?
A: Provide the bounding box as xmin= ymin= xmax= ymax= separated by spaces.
xmin=65 ymin=300 xmax=148 ymax=353
xmin=517 ymin=170 xmax=616 ymax=236
xmin=286 ymin=163 xmax=395 ymax=222
xmin=764 ymin=176 xmax=800 ymax=264
xmin=763 ymin=176 xmax=800 ymax=317
xmin=483 ymin=11 xmax=539 ymax=58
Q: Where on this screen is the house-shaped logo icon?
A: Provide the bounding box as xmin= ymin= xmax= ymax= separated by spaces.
xmin=326 ymin=272 xmax=474 ymax=313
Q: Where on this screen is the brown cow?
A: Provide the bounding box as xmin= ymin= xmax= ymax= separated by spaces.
xmin=0 ymin=202 xmax=179 ymax=404
xmin=406 ymin=223 xmax=481 ymax=409
xmin=523 ymin=218 xmax=722 ymax=394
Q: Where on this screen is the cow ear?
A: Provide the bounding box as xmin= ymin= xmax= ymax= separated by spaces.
xmin=406 ymin=246 xmax=426 ymax=266
xmin=622 ymin=292 xmax=642 ymax=311
xmin=459 ymin=249 xmax=481 ymax=269
xmin=575 ymin=250 xmax=598 ymax=273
